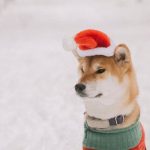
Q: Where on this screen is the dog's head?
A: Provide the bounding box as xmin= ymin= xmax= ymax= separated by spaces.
xmin=74 ymin=44 xmax=138 ymax=105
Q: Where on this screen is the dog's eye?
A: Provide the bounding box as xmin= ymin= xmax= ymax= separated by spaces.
xmin=96 ymin=68 xmax=106 ymax=74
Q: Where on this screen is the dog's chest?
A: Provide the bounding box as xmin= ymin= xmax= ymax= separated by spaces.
xmin=83 ymin=98 xmax=134 ymax=120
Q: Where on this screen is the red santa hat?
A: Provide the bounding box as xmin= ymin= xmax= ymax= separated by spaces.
xmin=63 ymin=29 xmax=116 ymax=57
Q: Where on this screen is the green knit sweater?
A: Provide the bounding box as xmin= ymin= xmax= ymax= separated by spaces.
xmin=83 ymin=119 xmax=142 ymax=150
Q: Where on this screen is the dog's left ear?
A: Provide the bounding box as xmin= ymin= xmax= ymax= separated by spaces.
xmin=114 ymin=44 xmax=131 ymax=66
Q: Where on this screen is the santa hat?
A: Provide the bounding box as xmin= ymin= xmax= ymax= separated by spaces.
xmin=63 ymin=29 xmax=116 ymax=57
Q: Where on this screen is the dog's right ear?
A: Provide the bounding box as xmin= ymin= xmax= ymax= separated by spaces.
xmin=114 ymin=44 xmax=131 ymax=67
xmin=63 ymin=37 xmax=81 ymax=60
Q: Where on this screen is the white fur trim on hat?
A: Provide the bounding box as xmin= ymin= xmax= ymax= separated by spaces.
xmin=76 ymin=40 xmax=116 ymax=57
xmin=63 ymin=37 xmax=116 ymax=57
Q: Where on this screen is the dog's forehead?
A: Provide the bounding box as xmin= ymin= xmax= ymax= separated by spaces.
xmin=80 ymin=56 xmax=111 ymax=69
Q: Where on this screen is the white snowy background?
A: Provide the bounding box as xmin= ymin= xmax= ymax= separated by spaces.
xmin=0 ymin=0 xmax=150 ymax=149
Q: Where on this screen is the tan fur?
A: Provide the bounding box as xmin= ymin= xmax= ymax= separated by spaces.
xmin=77 ymin=44 xmax=140 ymax=129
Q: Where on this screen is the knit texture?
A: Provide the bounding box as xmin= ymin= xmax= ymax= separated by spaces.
xmin=83 ymin=119 xmax=142 ymax=150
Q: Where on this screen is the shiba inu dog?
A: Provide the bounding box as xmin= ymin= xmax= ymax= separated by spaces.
xmin=63 ymin=29 xmax=146 ymax=150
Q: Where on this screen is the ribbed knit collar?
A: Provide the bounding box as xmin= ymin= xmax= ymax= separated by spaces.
xmin=83 ymin=119 xmax=142 ymax=150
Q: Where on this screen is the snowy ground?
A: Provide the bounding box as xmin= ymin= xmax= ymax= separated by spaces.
xmin=0 ymin=0 xmax=150 ymax=149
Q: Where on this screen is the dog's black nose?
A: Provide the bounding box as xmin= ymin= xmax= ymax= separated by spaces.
xmin=75 ymin=83 xmax=86 ymax=93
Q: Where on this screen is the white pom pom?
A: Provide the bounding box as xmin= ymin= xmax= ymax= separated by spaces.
xmin=63 ymin=37 xmax=77 ymax=51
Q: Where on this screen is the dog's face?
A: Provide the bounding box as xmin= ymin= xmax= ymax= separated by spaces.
xmin=75 ymin=44 xmax=138 ymax=106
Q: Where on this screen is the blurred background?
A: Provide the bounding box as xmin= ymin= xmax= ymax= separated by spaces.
xmin=0 ymin=0 xmax=150 ymax=149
